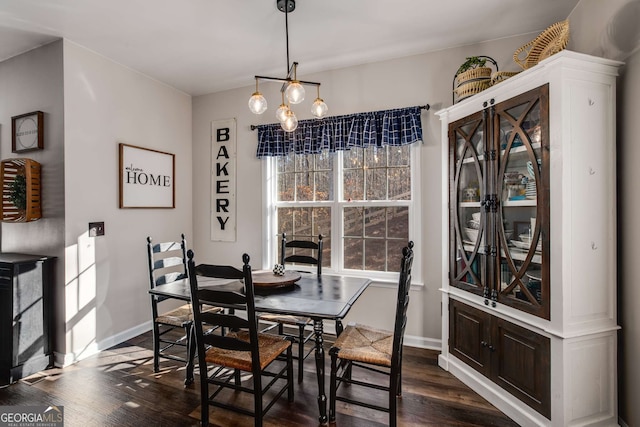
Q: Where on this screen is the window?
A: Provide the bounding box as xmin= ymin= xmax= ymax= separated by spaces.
xmin=267 ymin=145 xmax=419 ymax=279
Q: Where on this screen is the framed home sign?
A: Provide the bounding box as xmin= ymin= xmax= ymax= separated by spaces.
xmin=12 ymin=111 xmax=44 ymax=153
xmin=119 ymin=143 xmax=175 ymax=208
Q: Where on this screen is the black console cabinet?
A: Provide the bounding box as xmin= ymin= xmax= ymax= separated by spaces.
xmin=0 ymin=253 xmax=55 ymax=384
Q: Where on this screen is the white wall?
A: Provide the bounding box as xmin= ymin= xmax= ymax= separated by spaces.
xmin=192 ymin=33 xmax=533 ymax=346
xmin=0 ymin=40 xmax=66 ymax=355
xmin=618 ymin=48 xmax=639 ymax=427
xmin=62 ymin=41 xmax=193 ymax=362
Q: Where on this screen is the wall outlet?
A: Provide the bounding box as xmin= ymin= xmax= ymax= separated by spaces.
xmin=89 ymin=222 xmax=105 ymax=237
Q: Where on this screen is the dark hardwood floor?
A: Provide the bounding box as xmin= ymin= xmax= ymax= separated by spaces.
xmin=0 ymin=330 xmax=517 ymax=426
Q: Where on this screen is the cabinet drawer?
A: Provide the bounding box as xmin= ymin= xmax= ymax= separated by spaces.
xmin=449 ymin=299 xmax=491 ymax=377
xmin=493 ymin=317 xmax=550 ymax=419
xmin=449 ymin=299 xmax=550 ymax=419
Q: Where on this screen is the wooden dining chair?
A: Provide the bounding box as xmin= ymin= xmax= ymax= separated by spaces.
xmin=147 ymin=234 xmax=222 ymax=384
xmin=258 ymin=233 xmax=323 ymax=382
xmin=146 ymin=234 xmax=195 ymax=377
xmin=329 ymin=241 xmax=414 ymax=427
xmin=187 ymin=250 xmax=294 ymax=427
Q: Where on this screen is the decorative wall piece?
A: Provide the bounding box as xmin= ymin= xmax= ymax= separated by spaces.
xmin=12 ymin=111 xmax=44 ymax=153
xmin=0 ymin=158 xmax=41 ymax=222
xmin=119 ymin=143 xmax=175 ymax=208
xmin=211 ymin=119 xmax=236 ymax=242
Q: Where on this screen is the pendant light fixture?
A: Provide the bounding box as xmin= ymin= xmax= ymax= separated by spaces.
xmin=248 ymin=0 xmax=328 ymax=132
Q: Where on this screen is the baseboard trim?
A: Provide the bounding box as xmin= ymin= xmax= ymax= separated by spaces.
xmin=54 ymin=321 xmax=152 ymax=367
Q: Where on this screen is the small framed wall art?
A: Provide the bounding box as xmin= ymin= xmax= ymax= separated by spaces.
xmin=119 ymin=143 xmax=175 ymax=208
xmin=12 ymin=111 xmax=44 ymax=153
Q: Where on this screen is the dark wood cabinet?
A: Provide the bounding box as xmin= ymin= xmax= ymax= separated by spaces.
xmin=449 ymin=299 xmax=550 ymax=418
xmin=0 ymin=253 xmax=55 ymax=385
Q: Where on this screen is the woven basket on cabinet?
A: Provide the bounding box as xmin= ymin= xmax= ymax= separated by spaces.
xmin=0 ymin=158 xmax=41 ymax=223
xmin=514 ymin=20 xmax=569 ymax=69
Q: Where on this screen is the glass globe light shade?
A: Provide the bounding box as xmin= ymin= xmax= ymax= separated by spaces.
xmin=281 ymin=110 xmax=298 ymax=132
xmin=248 ymin=92 xmax=267 ymax=114
xmin=275 ymin=103 xmax=290 ymax=122
xmin=311 ymin=98 xmax=328 ymax=118
xmin=285 ymin=81 xmax=305 ymax=104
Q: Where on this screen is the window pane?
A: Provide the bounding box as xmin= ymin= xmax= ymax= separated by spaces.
xmin=344 ymin=149 xmax=363 ymax=169
xmin=278 ymin=152 xmax=295 ymax=173
xmin=365 ymin=146 xmax=386 ymax=168
xmin=344 ymin=237 xmax=364 ymax=269
xmin=296 ymin=172 xmax=314 ymax=201
xmin=294 ymin=208 xmax=312 ymax=235
xmin=277 ymin=207 xmax=293 ymax=236
xmin=344 ymin=169 xmax=364 ymax=201
xmin=389 ymin=167 xmax=410 ymax=200
xmin=316 ymin=151 xmax=332 ymax=170
xmin=389 ymin=146 xmax=410 ymax=167
xmin=364 ymin=207 xmax=386 ymax=238
xmin=365 ymin=168 xmax=387 ymax=200
xmin=365 ymin=239 xmax=386 ymax=271
xmin=316 ymin=171 xmax=333 ymax=201
xmin=278 ymin=173 xmax=294 ymax=201
xmin=313 ymin=207 xmax=332 ymax=237
xmin=387 ymin=239 xmax=407 ymax=269
xmin=344 ymin=207 xmax=364 ymax=237
xmin=388 ymin=207 xmax=409 ymax=239
xmin=295 ymin=154 xmax=314 ymax=172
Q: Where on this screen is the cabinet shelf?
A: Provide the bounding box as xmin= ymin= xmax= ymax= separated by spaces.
xmin=459 ymin=142 xmax=541 ymax=165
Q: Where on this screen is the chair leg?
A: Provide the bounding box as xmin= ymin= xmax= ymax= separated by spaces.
xmin=254 ymin=375 xmax=263 ymax=427
xmin=200 ymin=366 xmax=209 ymax=427
xmin=389 ymin=392 xmax=397 ymax=427
xmin=389 ymin=369 xmax=399 ymax=427
xmin=335 ymin=320 xmax=344 ymax=336
xmin=185 ymin=324 xmax=195 ymax=386
xmin=287 ymin=346 xmax=294 ymax=402
xmin=152 ymin=323 xmax=160 ymax=372
xmin=234 ymin=369 xmax=241 ymax=386
xmin=297 ymin=324 xmax=305 ymax=383
xmin=329 ymin=352 xmax=338 ymax=422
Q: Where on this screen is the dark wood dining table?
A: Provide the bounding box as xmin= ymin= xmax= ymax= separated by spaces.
xmin=148 ymin=272 xmax=371 ymax=425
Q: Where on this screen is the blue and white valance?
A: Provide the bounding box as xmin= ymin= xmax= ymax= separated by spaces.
xmin=256 ymin=106 xmax=424 ymax=158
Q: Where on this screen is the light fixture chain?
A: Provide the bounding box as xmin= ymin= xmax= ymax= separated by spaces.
xmin=285 ymin=3 xmax=290 ymax=74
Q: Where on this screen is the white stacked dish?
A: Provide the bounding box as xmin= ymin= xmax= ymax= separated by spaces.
xmin=511 ymin=233 xmax=542 ymax=252
xmin=525 ymin=180 xmax=537 ymax=199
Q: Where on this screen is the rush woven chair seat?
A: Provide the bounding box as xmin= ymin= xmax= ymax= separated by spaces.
xmin=329 ymin=241 xmax=414 ymax=427
xmin=259 ymin=233 xmax=323 ymax=382
xmin=147 ymin=234 xmax=221 ymax=385
xmin=187 ymin=251 xmax=294 ymax=427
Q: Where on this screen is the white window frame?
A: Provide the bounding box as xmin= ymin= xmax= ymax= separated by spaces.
xmin=261 ymin=145 xmax=422 ymax=283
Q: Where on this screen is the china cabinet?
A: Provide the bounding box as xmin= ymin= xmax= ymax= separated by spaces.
xmin=437 ymin=51 xmax=621 ymax=426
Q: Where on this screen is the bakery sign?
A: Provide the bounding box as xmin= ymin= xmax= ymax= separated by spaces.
xmin=211 ymin=118 xmax=236 ymax=242
xmin=119 ymin=143 xmax=175 ymax=208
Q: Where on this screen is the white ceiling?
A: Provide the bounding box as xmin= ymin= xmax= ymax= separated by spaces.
xmin=0 ymin=0 xmax=579 ymax=96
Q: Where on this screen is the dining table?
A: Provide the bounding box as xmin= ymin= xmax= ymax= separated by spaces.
xmin=148 ymin=270 xmax=371 ymax=425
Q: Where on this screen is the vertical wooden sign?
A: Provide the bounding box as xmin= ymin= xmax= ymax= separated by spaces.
xmin=211 ymin=119 xmax=237 ymax=242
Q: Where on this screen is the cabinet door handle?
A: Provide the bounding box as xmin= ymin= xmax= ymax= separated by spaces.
xmin=481 ymin=341 xmax=488 ymax=347
xmin=488 ymin=345 xmax=496 ymax=352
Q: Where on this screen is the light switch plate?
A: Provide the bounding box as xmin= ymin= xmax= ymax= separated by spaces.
xmin=89 ymin=222 xmax=105 ymax=237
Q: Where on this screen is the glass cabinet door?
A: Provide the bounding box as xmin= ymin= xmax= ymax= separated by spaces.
xmin=449 ymin=111 xmax=488 ymax=297
xmin=493 ymin=85 xmax=550 ymax=319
